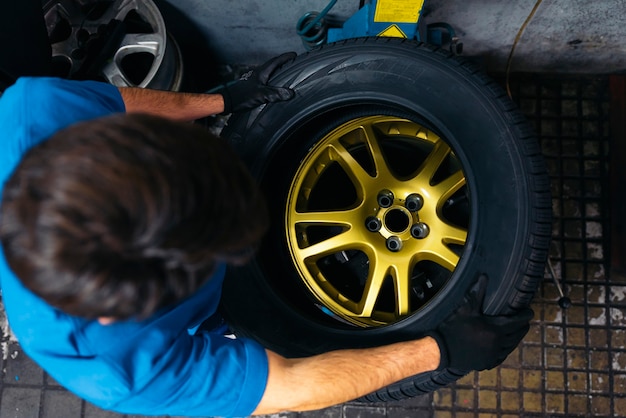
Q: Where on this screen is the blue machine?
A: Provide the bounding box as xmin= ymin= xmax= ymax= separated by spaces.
xmin=327 ymin=0 xmax=425 ymax=42
xmin=296 ymin=0 xmax=462 ymax=54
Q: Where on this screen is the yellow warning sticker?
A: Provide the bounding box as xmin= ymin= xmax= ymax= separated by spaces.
xmin=374 ymin=0 xmax=424 ymax=23
xmin=377 ymin=24 xmax=407 ymax=38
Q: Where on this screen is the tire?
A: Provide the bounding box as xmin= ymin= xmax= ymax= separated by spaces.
xmin=220 ymin=37 xmax=552 ymax=401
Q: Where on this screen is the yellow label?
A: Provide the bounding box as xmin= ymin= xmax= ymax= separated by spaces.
xmin=374 ymin=0 xmax=424 ymax=23
xmin=377 ymin=24 xmax=407 ymax=38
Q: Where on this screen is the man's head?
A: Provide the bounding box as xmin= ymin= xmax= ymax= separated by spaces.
xmin=0 ymin=113 xmax=268 ymax=320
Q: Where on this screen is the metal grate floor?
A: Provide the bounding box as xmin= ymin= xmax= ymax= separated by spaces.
xmin=0 ymin=75 xmax=620 ymax=418
xmin=425 ymin=75 xmax=621 ymax=418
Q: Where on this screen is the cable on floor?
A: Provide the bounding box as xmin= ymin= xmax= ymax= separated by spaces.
xmin=505 ymin=0 xmax=545 ymax=98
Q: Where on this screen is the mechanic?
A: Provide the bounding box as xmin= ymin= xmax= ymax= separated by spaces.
xmin=0 ymin=53 xmax=534 ymax=416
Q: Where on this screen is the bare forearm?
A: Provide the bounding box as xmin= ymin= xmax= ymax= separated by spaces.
xmin=253 ymin=337 xmax=440 ymax=415
xmin=118 ymin=87 xmax=224 ymax=121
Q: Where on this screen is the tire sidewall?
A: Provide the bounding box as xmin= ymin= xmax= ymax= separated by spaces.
xmin=222 ymin=39 xmax=535 ymax=356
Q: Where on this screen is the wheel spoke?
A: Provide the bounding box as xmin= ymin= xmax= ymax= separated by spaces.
xmin=117 ymin=33 xmax=162 ymax=55
xmin=101 ymin=33 xmax=161 ymax=86
xmin=292 ymin=208 xmax=360 ymax=225
xmin=392 ymin=262 xmax=412 ymax=317
xmin=298 ymin=228 xmax=365 ymax=261
xmin=362 ymin=124 xmax=389 ymax=177
xmin=355 ymin=253 xmax=412 ymax=318
xmin=44 ymin=3 xmax=72 ymax=26
xmin=360 ymin=124 xmax=394 ymax=180
xmin=358 ymin=256 xmax=388 ymax=317
xmin=419 ymin=239 xmax=461 ymax=271
xmin=110 ymin=0 xmax=163 ymax=32
xmin=101 ymin=61 xmax=132 ymax=86
xmin=416 ymin=138 xmax=451 ymax=182
xmin=328 ymin=141 xmax=375 ymax=190
xmin=44 ymin=3 xmax=78 ymax=59
xmin=433 ymin=169 xmax=466 ymax=205
xmin=442 ymin=224 xmax=468 ymax=246
xmin=112 ymin=0 xmax=141 ymax=20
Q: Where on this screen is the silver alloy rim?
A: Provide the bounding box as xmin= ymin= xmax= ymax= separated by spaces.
xmin=44 ymin=0 xmax=180 ymax=89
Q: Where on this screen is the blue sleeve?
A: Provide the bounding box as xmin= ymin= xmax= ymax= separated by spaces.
xmin=2 ymin=262 xmax=269 ymax=417
xmin=0 ymin=77 xmax=125 ymax=191
xmin=106 ymin=333 xmax=269 ymax=417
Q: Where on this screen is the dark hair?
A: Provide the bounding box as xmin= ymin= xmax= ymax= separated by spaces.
xmin=0 ymin=113 xmax=268 ymax=320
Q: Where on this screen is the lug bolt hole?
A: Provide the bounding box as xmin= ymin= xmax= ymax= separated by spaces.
xmin=365 ymin=216 xmax=382 ymax=232
xmin=405 ymin=193 xmax=424 ymax=212
xmin=411 ymin=222 xmax=430 ymax=239
xmin=377 ymin=189 xmax=394 ymax=208
xmin=386 ymin=236 xmax=403 ymax=252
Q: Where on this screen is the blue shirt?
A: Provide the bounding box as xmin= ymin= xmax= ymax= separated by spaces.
xmin=0 ymin=78 xmax=268 ymax=417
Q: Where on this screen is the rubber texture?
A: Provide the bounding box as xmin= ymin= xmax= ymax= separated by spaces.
xmin=219 ymin=37 xmax=552 ymax=401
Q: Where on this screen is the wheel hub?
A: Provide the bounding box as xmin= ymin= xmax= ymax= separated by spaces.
xmin=285 ymin=115 xmax=469 ymax=327
xmin=366 ymin=191 xmax=430 ymax=254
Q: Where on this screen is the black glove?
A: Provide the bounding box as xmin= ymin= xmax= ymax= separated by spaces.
xmin=215 ymin=52 xmax=297 ymax=114
xmin=427 ymin=276 xmax=534 ymax=371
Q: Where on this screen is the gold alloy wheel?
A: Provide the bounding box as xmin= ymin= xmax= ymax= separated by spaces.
xmin=286 ymin=116 xmax=469 ymax=327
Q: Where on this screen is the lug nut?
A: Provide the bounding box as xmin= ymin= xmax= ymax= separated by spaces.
xmin=377 ymin=189 xmax=394 ymax=208
xmin=386 ymin=236 xmax=403 ymax=252
xmin=405 ymin=193 xmax=424 ymax=212
xmin=411 ymin=222 xmax=430 ymax=239
xmin=365 ymin=216 xmax=382 ymax=232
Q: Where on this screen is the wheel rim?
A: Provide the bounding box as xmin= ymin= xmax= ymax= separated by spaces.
xmin=43 ymin=0 xmax=180 ymax=89
xmin=285 ymin=115 xmax=470 ymax=327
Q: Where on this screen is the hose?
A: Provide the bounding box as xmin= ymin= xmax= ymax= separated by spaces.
xmin=296 ymin=0 xmax=338 ymax=50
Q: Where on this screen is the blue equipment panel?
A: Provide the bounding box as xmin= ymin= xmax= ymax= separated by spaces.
xmin=327 ymin=0 xmax=425 ymax=42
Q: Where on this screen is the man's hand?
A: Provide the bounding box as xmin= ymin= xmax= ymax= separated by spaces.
xmin=216 ymin=52 xmax=297 ymax=114
xmin=428 ymin=276 xmax=534 ymax=371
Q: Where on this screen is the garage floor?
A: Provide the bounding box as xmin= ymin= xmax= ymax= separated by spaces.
xmin=0 ymin=72 xmax=621 ymax=418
